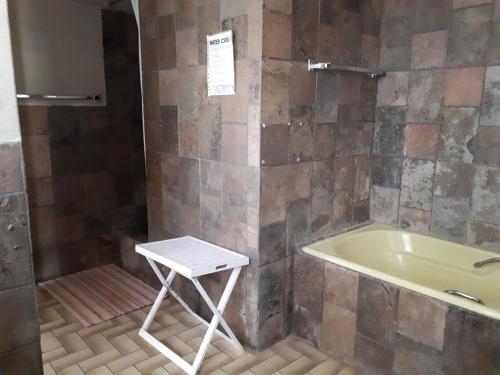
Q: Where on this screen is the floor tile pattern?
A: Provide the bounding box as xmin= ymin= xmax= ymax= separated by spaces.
xmin=38 ymin=289 xmax=358 ymax=375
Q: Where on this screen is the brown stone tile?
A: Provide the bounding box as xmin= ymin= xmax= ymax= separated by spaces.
xmin=200 ymin=193 xmax=222 ymax=244
xmin=221 ymin=123 xmax=247 ymax=166
xmin=447 ymin=5 xmax=492 ymax=67
xmin=453 ymin=0 xmax=493 ymax=7
xmin=141 ymin=36 xmax=158 ymax=72
xmin=371 ymin=155 xmax=402 ymax=189
xmin=293 ymin=253 xmax=324 ymax=316
xmin=413 ymin=0 xmax=452 ymax=33
xmin=333 ymin=190 xmax=353 ymax=228
xmin=315 ymin=71 xmax=338 ymax=123
xmin=161 ymin=154 xmax=179 ymax=197
xmin=400 ymin=159 xmax=435 ymax=211
xmin=370 ymin=186 xmax=400 ymax=225
xmin=144 ymin=120 xmax=162 ymax=153
xmin=222 ymin=14 xmax=248 ymax=60
xmin=361 ymin=34 xmax=379 ymax=69
xmin=439 ymin=107 xmax=479 ymax=163
xmin=176 ymin=28 xmax=198 ymax=67
xmin=373 ymin=106 xmax=406 ymax=156
xmin=467 ymin=221 xmax=500 ymax=251
xmin=324 ymin=263 xmax=358 ymax=312
xmin=404 ymin=124 xmax=440 ymax=159
xmin=292 ymin=0 xmax=319 ymax=60
xmin=200 ymin=159 xmax=222 ymax=197
xmin=480 ymin=66 xmax=500 ymax=126
xmin=355 ymin=334 xmax=394 ymax=375
xmin=0 ymin=343 xmax=42 ymax=375
xmin=180 ymin=204 xmax=200 ymax=237
xmin=0 ymin=143 xmax=24 ymax=193
xmin=199 ymin=104 xmax=222 ymax=161
xmin=261 ymin=124 xmax=289 ymax=166
xmin=398 ymin=207 xmax=431 ymax=233
xmin=261 ymin=59 xmax=291 ymax=125
xmin=357 ymin=276 xmax=399 ymax=346
xmin=431 ymin=197 xmax=469 ymax=241
xmin=487 ymin=22 xmax=500 ymax=64
xmin=397 ymin=290 xmax=448 ymax=350
xmin=0 ymin=284 xmax=39 ymax=353
xmin=178 ymin=122 xmax=199 ymax=158
xmin=175 ymin=0 xmax=196 ymax=30
xmin=27 ymin=178 xmax=53 ymax=207
xmin=293 ymin=305 xmax=322 ymax=348
xmin=286 ymin=198 xmax=311 ymax=253
xmin=258 ymin=259 xmax=285 ymax=322
xmin=179 ymin=157 xmax=200 ymax=208
xmin=259 ymin=221 xmax=286 ymax=266
xmin=313 ymin=123 xmax=336 ymax=160
xmin=177 ymin=66 xmax=202 ymax=122
xmin=471 ymin=166 xmax=500 ymax=225
xmin=411 ymin=30 xmax=448 ymax=69
xmin=393 ymin=335 xmax=443 ymax=375
xmin=56 ymin=214 xmax=85 ymax=244
xmin=407 ymin=70 xmax=444 ymax=123
xmin=310 ymin=160 xmax=334 ymax=238
xmin=290 ymin=62 xmax=315 ymax=106
xmin=159 ymin=69 xmax=178 ymax=105
xmin=361 ymin=0 xmax=383 ymax=36
xmin=160 ymin=105 xmax=179 ymax=155
xmin=354 ymin=155 xmax=371 ymax=202
xmin=287 ymin=162 xmax=312 ymax=202
xmin=316 ymin=23 xmax=342 ymax=63
xmin=382 ymin=0 xmax=416 ymax=20
xmin=263 ymin=10 xmax=291 ymax=59
xmin=222 ymin=163 xmax=247 ymax=223
xmin=19 ymin=105 xmax=48 ymax=135
xmin=377 ymin=72 xmax=410 ymax=106
xmin=162 ymin=193 xmax=180 ymax=234
xmin=434 ymin=161 xmax=474 ymax=199
xmin=158 ymin=14 xmax=176 ymax=69
xmin=142 ymin=71 xmax=160 ymax=121
xmin=221 ymin=218 xmax=247 ymax=253
xmin=197 ymin=0 xmax=220 ymax=64
xmin=260 ymin=165 xmax=288 ymax=226
xmin=321 ymin=302 xmax=356 ymax=359
xmin=474 ymin=126 xmax=500 ymax=166
xmin=264 ymin=0 xmax=292 ymax=13
xmin=443 ymin=67 xmax=485 ymax=107
xmin=379 ymin=17 xmax=412 ymax=71
xmin=334 ymin=157 xmax=355 ymax=192
xmin=22 ymin=135 xmax=51 ymax=179
xmin=353 ymin=199 xmax=370 ymax=224
xmin=495 ymin=0 xmax=500 ymax=21
xmin=288 ymin=105 xmax=314 ymax=163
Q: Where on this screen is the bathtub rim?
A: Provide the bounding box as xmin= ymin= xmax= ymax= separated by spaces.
xmin=302 ymin=223 xmax=500 ymax=321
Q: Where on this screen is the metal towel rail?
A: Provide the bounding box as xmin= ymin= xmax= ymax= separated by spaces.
xmin=17 ymin=94 xmax=100 ymax=102
xmin=307 ymin=59 xmax=385 ymax=78
xmin=444 ymin=290 xmax=485 ymax=305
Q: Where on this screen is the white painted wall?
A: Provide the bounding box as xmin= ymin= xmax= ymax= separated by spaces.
xmin=8 ymin=0 xmax=106 ymax=105
xmin=0 ymin=0 xmax=21 ymax=142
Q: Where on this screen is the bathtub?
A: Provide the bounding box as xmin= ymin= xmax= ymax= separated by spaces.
xmin=303 ymin=224 xmax=500 ymax=320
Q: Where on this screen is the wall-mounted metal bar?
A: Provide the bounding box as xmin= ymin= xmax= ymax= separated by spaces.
xmin=307 ymin=59 xmax=385 ymax=78
xmin=17 ymin=94 xmax=100 ymax=101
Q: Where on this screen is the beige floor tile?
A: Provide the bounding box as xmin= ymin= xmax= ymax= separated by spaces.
xmin=134 ymin=353 xmax=169 ymax=373
xmin=154 ymin=323 xmax=188 ymax=341
xmin=40 ymin=319 xmax=67 ymax=333
xmin=86 ymin=365 xmax=114 ymax=375
xmin=101 ymin=321 xmax=137 ymax=339
xmin=106 ymin=349 xmax=149 ymax=373
xmin=269 ymin=341 xmax=302 ymax=362
xmin=53 ymin=322 xmax=84 ymax=338
xmin=110 ymin=333 xmax=142 ymax=354
xmin=59 ymin=332 xmax=88 ymax=352
xmin=78 ymin=349 xmax=122 ymax=372
xmin=155 ymin=310 xmax=180 ymax=326
xmin=221 ymin=353 xmax=259 ymax=374
xmin=337 ymin=367 xmax=359 ymax=375
xmin=161 ymin=335 xmax=194 ymax=356
xmin=50 ymin=348 xmax=94 ymax=371
xmin=42 ymin=346 xmax=67 ymax=364
xmin=41 ymin=332 xmax=61 ymax=353
xmin=212 ymin=339 xmax=245 ymax=360
xmin=58 ymin=364 xmax=85 ymax=375
xmin=249 ymin=354 xmax=288 ymax=375
xmin=186 ymin=337 xmax=220 ymax=358
xmin=83 ymin=333 xmax=116 ymax=354
xmin=308 ymin=359 xmax=345 ymax=375
xmin=149 ymin=368 xmax=172 ymax=375
xmin=176 ymin=324 xmax=206 ymax=342
xmin=199 ymin=352 xmax=232 ymax=374
xmin=77 ymin=321 xmax=114 ymax=338
xmin=115 ymin=366 xmax=142 ymax=375
xmin=43 ymin=363 xmax=56 ymax=375
xmin=276 ymin=356 xmax=316 ymax=375
xmin=289 ymin=340 xmax=328 ymax=363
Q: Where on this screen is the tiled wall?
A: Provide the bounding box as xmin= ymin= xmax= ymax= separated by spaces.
xmin=371 ymin=0 xmax=500 ymax=250
xmin=0 ymin=143 xmax=41 ymax=372
xmin=19 ymin=10 xmax=146 ymax=282
xmin=258 ymin=0 xmax=382 ymax=344
xmin=138 ymin=0 xmax=264 ymax=348
xmin=293 ymin=252 xmax=500 ymax=374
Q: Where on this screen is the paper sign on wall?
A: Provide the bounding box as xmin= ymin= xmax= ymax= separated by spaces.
xmin=207 ymin=30 xmax=235 ymax=96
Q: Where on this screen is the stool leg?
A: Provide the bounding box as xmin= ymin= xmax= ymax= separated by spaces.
xmin=191 ymin=267 xmax=242 ymax=373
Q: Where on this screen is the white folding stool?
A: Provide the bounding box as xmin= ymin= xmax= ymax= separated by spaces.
xmin=135 ymin=236 xmax=249 ymax=375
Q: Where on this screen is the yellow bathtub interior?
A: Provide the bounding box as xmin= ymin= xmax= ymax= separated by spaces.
xmin=303 ymin=224 xmax=500 ymax=320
